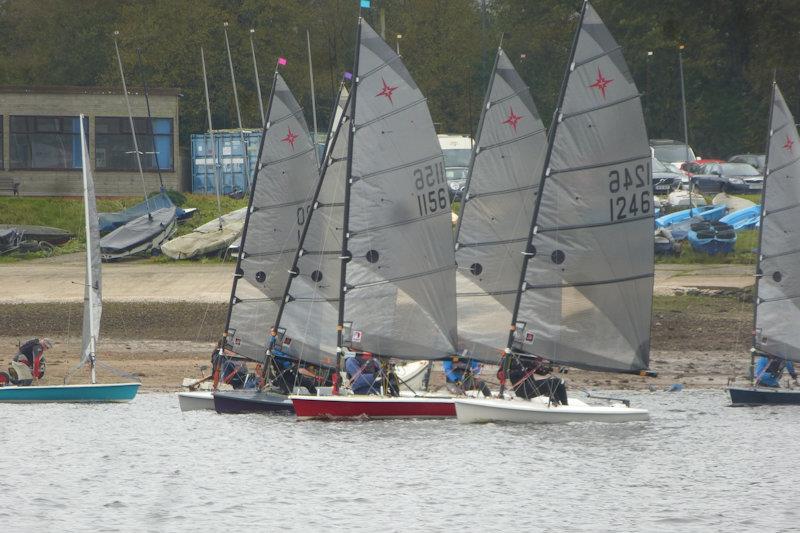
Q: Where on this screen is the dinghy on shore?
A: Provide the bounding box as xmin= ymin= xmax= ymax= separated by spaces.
xmin=161 ymin=207 xmax=246 ymax=259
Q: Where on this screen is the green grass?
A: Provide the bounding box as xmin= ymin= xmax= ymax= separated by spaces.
xmin=0 ymin=193 xmax=247 ymax=262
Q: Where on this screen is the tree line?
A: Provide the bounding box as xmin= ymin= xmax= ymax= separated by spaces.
xmin=1 ymin=0 xmax=798 ymax=159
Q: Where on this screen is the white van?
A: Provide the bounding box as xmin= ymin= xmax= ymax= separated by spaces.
xmin=437 ymin=134 xmax=473 ymax=200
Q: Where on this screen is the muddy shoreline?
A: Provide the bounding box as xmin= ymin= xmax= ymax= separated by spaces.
xmin=0 ymin=292 xmax=756 ymax=392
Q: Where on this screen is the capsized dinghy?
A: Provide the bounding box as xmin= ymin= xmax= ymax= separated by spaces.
xmin=455 ymin=1 xmax=653 ymax=423
xmin=727 ymin=84 xmax=800 ymax=405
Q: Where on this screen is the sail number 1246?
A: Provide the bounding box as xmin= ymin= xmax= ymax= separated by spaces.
xmin=608 ymin=163 xmax=651 ymax=222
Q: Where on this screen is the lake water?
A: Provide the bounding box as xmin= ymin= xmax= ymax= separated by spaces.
xmin=1 ymin=390 xmax=798 ymax=532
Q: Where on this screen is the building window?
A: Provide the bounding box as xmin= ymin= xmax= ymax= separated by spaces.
xmin=95 ymin=117 xmax=173 ymax=171
xmin=9 ymin=116 xmax=87 ymax=170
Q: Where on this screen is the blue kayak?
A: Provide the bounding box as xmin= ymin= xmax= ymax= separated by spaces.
xmin=0 ymin=382 xmax=140 ymax=403
xmin=687 ymin=221 xmax=736 ymax=255
xmin=655 ymin=204 xmax=727 ymax=229
xmin=719 ymin=205 xmax=761 ymax=231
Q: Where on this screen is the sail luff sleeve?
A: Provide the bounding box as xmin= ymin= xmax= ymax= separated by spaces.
xmin=754 ymin=85 xmax=800 ymax=363
xmin=515 ymin=2 xmax=653 ymax=372
xmin=80 ymin=116 xmax=102 ymax=364
xmin=342 ymin=20 xmax=457 ymax=360
xmin=455 ymin=49 xmax=548 ymax=363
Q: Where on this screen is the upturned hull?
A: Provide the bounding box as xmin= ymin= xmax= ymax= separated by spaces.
xmin=290 ymin=394 xmax=455 ymax=420
xmin=177 ymin=391 xmax=215 ymax=411
xmin=213 ymin=390 xmax=294 ymax=414
xmin=728 ymin=387 xmax=800 ymax=406
xmin=0 ymin=382 xmax=139 ymax=403
xmin=454 ymin=397 xmax=649 ymax=424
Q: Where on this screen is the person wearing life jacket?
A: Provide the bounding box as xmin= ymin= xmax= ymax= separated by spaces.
xmin=442 ymin=356 xmax=492 ymax=398
xmin=506 ymin=355 xmax=569 ymax=405
xmin=345 ymin=352 xmax=382 ymax=395
xmin=13 ymin=337 xmax=51 ymax=379
xmin=754 ymin=352 xmax=798 ymax=388
xmin=266 ymin=326 xmax=322 ymax=395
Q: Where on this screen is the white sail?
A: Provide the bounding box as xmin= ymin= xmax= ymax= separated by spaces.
xmin=79 ymin=115 xmax=102 ymax=367
xmin=754 ymin=84 xmax=800 ymax=363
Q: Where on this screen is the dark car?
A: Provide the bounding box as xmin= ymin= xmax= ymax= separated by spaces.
xmin=728 ymin=153 xmax=766 ymax=173
xmin=650 ymin=139 xmax=697 ymax=166
xmin=651 ymin=158 xmax=681 ymax=193
xmin=446 ymin=167 xmax=468 ymax=201
xmin=691 ymin=162 xmax=763 ymax=193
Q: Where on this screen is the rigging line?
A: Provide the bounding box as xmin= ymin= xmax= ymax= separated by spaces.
xmin=477 ymin=128 xmax=546 ymax=152
xmin=560 ymin=92 xmax=642 ymax=121
xmin=354 ymin=97 xmax=428 ymax=130
xmin=347 ymin=263 xmax=455 ymax=291
xmin=464 ymin=183 xmax=538 ymax=201
xmin=573 ymin=45 xmax=623 ymax=69
xmin=350 ymin=208 xmax=450 ymax=236
xmin=523 ymin=271 xmax=653 ymax=291
xmin=766 ymin=154 xmax=800 ymax=175
xmin=549 ymin=153 xmax=650 ymax=175
xmin=356 ymin=152 xmax=441 ymax=181
xmin=537 ymin=213 xmax=654 ymax=233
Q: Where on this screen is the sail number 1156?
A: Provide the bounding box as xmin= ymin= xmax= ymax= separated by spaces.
xmin=414 ymin=162 xmax=448 ymax=217
xmin=608 ymin=163 xmax=651 ymax=222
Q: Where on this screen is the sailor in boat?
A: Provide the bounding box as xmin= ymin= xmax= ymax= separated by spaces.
xmin=265 ymin=326 xmax=328 ymax=395
xmin=505 ymin=355 xmax=569 ymax=406
xmin=443 ymin=356 xmax=492 ymax=398
xmin=211 ymin=342 xmax=256 ymax=390
xmin=753 ymin=352 xmax=798 ymax=388
xmin=344 ymin=352 xmax=389 ymax=395
xmin=12 ymin=337 xmax=52 ymax=381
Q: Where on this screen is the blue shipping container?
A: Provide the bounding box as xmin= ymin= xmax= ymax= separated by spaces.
xmin=191 ymin=130 xmax=261 ymax=195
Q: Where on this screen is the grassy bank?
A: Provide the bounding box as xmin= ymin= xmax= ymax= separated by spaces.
xmin=0 ymin=194 xmax=247 ymax=261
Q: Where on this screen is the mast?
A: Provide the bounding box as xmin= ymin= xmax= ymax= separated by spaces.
xmin=505 ymin=1 xmax=588 ymax=352
xmin=135 ymin=48 xmax=166 ymax=191
xmin=250 ymin=29 xmax=266 ymax=128
xmin=113 ymin=31 xmax=151 ymax=215
xmin=678 ymin=44 xmax=693 ymax=214
xmin=453 ymin=45 xmax=502 ymax=242
xmin=335 ymin=19 xmax=363 ymax=393
xmin=221 ymin=61 xmax=281 ymax=344
xmin=79 ymin=114 xmax=97 ymax=384
xmin=307 ymin=29 xmax=319 ymax=166
xmin=750 ymin=78 xmax=777 ymax=383
xmin=223 ymin=22 xmax=253 ymax=192
xmin=200 ymin=47 xmax=223 ymax=227
xmin=273 ymin=88 xmax=351 ymax=331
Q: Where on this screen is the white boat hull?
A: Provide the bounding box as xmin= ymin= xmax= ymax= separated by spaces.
xmin=454 ymin=397 xmax=649 ymax=424
xmin=177 ymin=391 xmax=215 ymax=411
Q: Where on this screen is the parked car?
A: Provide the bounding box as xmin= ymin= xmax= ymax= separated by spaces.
xmin=652 ymin=157 xmax=682 ymax=193
xmin=690 ymin=162 xmax=763 ymax=193
xmin=728 ymin=153 xmax=766 ymax=173
xmin=678 ymin=158 xmax=725 ymax=188
xmin=650 ymin=139 xmax=697 ymax=166
xmin=438 ymin=134 xmax=473 ymax=201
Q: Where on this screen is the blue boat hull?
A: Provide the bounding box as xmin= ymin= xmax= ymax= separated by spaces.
xmin=687 ymin=232 xmax=736 ymax=254
xmin=0 ymin=383 xmax=140 ymax=403
xmin=729 ymin=387 xmax=800 ymax=405
xmin=213 ymin=390 xmax=294 ymax=414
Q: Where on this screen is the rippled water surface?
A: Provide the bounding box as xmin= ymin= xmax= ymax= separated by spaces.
xmin=1 ymin=390 xmax=798 ymax=532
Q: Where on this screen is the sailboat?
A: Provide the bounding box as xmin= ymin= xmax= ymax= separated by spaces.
xmin=454 ymin=1 xmax=651 ymax=423
xmin=728 ymin=83 xmax=800 ymax=406
xmin=0 ymin=116 xmax=140 ymax=402
xmin=289 ymin=18 xmax=459 ymax=420
xmin=99 ymin=34 xmax=177 ymax=260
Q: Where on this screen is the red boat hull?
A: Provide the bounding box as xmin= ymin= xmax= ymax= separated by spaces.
xmin=290 ymin=395 xmax=456 ymax=420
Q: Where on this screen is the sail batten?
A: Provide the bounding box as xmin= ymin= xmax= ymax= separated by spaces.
xmin=753 ymin=84 xmax=800 ymax=363
xmin=512 ymin=1 xmax=653 ymax=373
xmin=454 ymin=47 xmax=548 ymax=363
xmin=338 ymin=19 xmax=457 ymax=360
xmin=224 ymin=72 xmax=320 ymax=363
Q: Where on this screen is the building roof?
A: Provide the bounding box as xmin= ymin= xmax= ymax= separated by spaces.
xmin=0 ymin=85 xmax=181 ymax=97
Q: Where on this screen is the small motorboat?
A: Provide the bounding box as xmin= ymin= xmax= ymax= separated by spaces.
xmin=687 ymin=221 xmax=736 ymax=255
xmin=454 ymin=396 xmax=649 ymax=424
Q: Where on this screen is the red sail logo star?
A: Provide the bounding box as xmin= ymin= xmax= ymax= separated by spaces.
xmin=375 ymin=78 xmax=398 ymax=104
xmin=784 ymin=135 xmax=795 ymax=153
xmin=502 ymin=107 xmax=523 ymax=132
xmin=589 ymin=67 xmax=614 ymax=99
xmin=282 ymin=126 xmax=299 ymax=150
